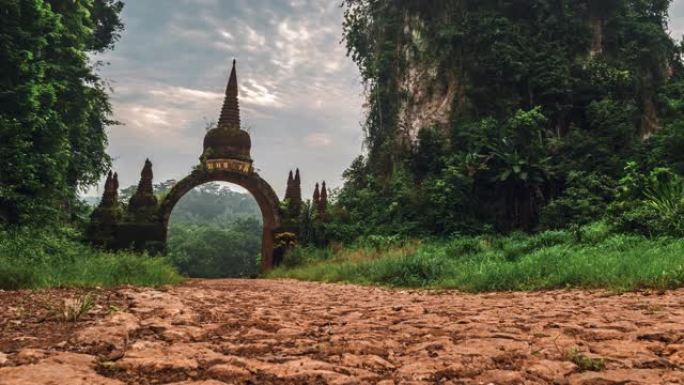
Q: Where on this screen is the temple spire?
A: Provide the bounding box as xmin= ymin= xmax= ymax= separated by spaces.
xmin=101 ymin=171 xmax=114 ymax=206
xmin=128 ymin=159 xmax=158 ymax=217
xmin=313 ymin=183 xmax=320 ymax=206
xmin=112 ymin=172 xmax=119 ymax=195
xmin=218 ymin=59 xmax=240 ymax=130
xmin=285 ymin=170 xmax=294 ymax=201
xmin=293 ymin=169 xmax=302 ymax=205
xmin=318 ymin=181 xmax=328 ymax=214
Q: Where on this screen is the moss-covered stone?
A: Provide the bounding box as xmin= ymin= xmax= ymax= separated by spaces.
xmin=88 ymin=171 xmax=123 ymax=248
xmin=127 ymin=159 xmax=159 ymax=223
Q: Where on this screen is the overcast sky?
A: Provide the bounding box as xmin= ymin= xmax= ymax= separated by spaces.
xmin=93 ymin=0 xmax=684 ymax=199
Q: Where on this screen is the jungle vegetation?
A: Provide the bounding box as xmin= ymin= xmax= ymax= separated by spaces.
xmin=165 ymin=183 xmax=262 ymax=279
xmin=1 ymin=0 xmax=684 ymax=291
xmin=0 ymin=0 xmax=124 ymax=225
xmin=277 ymin=0 xmax=684 ymax=290
xmin=320 ymin=0 xmax=684 ymax=238
xmin=0 ymin=0 xmax=182 ymax=288
xmin=271 ymin=223 xmax=684 ymax=292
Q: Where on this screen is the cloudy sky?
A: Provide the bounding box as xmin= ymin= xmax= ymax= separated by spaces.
xmin=94 ymin=0 xmax=684 ymax=199
xmin=93 ymin=0 xmax=364 ymax=198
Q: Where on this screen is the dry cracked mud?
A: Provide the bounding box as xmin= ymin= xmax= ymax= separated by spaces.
xmin=1 ymin=279 xmax=683 ymax=385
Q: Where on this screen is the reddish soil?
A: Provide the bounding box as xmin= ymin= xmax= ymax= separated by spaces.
xmin=0 ymin=279 xmax=683 ymax=385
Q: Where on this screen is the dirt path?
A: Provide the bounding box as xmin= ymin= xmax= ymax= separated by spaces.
xmin=1 ymin=280 xmax=683 ymax=385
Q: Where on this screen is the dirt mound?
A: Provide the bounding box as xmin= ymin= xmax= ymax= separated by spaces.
xmin=1 ymin=280 xmax=683 ymax=384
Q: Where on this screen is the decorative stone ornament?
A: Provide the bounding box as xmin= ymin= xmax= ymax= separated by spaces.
xmin=87 ymin=171 xmax=123 ymax=248
xmin=202 ymin=60 xmax=253 ymax=174
xmin=127 ymin=159 xmax=158 ymax=219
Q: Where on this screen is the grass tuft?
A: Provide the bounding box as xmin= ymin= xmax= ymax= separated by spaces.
xmin=565 ymin=348 xmax=606 ymax=371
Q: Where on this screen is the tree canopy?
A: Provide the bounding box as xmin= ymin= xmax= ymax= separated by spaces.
xmin=0 ymin=0 xmax=124 ymax=225
xmin=331 ymin=0 xmax=684 ymax=236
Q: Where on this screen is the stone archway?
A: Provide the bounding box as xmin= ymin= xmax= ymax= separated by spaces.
xmin=88 ymin=60 xmax=290 ymax=271
xmin=159 ymin=168 xmax=282 ymax=271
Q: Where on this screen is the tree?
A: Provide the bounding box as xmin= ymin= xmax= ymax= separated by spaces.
xmin=336 ymin=0 xmax=681 ymax=235
xmin=0 ymin=0 xmax=124 ymax=225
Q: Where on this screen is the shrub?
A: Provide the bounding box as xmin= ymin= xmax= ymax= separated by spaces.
xmin=281 ymin=246 xmax=317 ymax=268
xmin=372 ymin=254 xmax=448 ymax=287
xmin=269 ymin=222 xmax=684 ymax=292
xmin=609 ymin=163 xmax=684 ymax=236
xmin=540 ymin=172 xmax=616 ymax=229
xmin=0 ymin=227 xmax=182 ymax=289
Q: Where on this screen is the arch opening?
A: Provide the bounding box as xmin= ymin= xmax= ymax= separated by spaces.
xmin=159 ymin=169 xmax=282 ymax=272
xmin=166 ymin=182 xmax=262 ymax=278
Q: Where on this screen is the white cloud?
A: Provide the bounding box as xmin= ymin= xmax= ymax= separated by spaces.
xmin=149 ymin=87 xmax=223 ymax=102
xmin=219 ymin=30 xmax=234 ymax=40
xmin=304 ymin=132 xmax=333 ymax=147
xmin=244 ymin=25 xmax=267 ymax=52
xmin=127 ymin=106 xmax=172 ymax=128
xmin=91 ymin=0 xmax=365 ymax=196
xmin=241 ymin=79 xmax=283 ymax=108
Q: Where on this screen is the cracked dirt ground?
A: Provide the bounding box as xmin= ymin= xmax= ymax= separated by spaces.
xmin=1 ymin=279 xmax=683 ymax=385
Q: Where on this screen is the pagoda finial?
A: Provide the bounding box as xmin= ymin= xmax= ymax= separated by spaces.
xmin=218 ymin=59 xmax=240 ymax=130
xmin=313 ymin=183 xmax=320 ymax=205
xmin=101 ymin=171 xmax=114 ymax=206
xmin=319 ymin=181 xmax=328 ymax=214
xmin=128 ymin=159 xmax=157 ymax=216
xmin=292 ymin=169 xmax=302 ymax=209
xmin=285 ymin=170 xmax=294 ymax=201
xmin=112 ymin=172 xmax=120 ymax=201
xmin=104 ymin=170 xmax=113 ymax=190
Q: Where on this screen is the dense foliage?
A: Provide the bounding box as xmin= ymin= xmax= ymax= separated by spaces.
xmin=165 ymin=183 xmax=262 ymax=278
xmin=271 ymin=223 xmax=684 ymax=292
xmin=330 ymin=0 xmax=684 ymax=237
xmin=161 ymin=182 xmax=261 ymax=224
xmin=167 ymin=219 xmax=261 ymax=278
xmin=0 ymin=0 xmax=123 ymax=225
xmin=0 ymin=1 xmax=179 ymax=291
xmin=0 ymin=227 xmax=181 ymax=290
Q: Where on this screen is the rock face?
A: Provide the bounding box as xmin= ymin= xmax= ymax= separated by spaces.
xmin=1 ymin=280 xmax=684 ymax=385
xmin=400 ymin=64 xmax=460 ymax=141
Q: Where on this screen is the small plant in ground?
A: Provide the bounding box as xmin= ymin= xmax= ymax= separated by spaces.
xmin=107 ymin=305 xmax=123 ymax=315
xmin=565 ymin=347 xmax=606 ymax=371
xmin=36 ymin=292 xmax=97 ymax=323
xmin=61 ymin=293 xmax=97 ymax=322
xmin=96 ymin=360 xmax=126 ymax=376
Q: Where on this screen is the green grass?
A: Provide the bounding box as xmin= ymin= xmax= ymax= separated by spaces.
xmin=0 ymin=227 xmax=183 ymax=290
xmin=268 ymin=223 xmax=684 ymax=292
